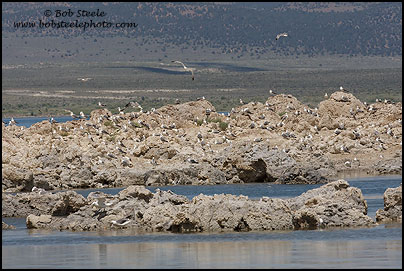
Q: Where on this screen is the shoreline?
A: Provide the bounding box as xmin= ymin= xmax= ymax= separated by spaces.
xmin=2 ymin=173 xmax=402 ymax=197
xmin=2 ymin=114 xmax=69 ymax=119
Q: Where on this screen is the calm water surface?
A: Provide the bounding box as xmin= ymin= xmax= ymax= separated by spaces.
xmin=2 ymin=116 xmax=79 ymax=127
xmin=2 ymin=175 xmax=402 ymax=269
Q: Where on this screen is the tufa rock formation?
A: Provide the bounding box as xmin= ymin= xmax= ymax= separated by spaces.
xmin=4 ymin=180 xmax=380 ymax=232
xmin=2 ymin=91 xmax=402 ymax=192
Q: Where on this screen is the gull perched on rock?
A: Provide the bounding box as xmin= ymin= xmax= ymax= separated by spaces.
xmin=49 ymin=117 xmax=58 ymax=124
xmin=275 ymin=32 xmax=288 ymax=40
xmin=116 ymin=146 xmax=127 ymax=154
xmin=107 ymin=153 xmax=117 ymax=159
xmin=121 ymin=157 xmax=132 ymax=167
xmin=32 ymin=186 xmax=47 ymax=195
xmin=171 ymin=60 xmax=194 ymax=80
xmin=9 ymin=117 xmax=18 ymax=126
xmin=118 ymin=140 xmax=127 ymax=148
xmin=269 ymin=89 xmax=277 ymax=95
xmin=111 ymin=218 xmax=131 ymax=227
xmin=65 ymin=110 xmax=80 ymax=119
xmin=254 ymin=137 xmax=263 ymax=142
xmin=125 ymin=101 xmax=139 ymax=109
xmin=79 ymin=111 xmax=88 ymax=119
xmin=160 ymin=135 xmax=169 ymax=143
xmin=91 ymin=197 xmax=115 ymax=208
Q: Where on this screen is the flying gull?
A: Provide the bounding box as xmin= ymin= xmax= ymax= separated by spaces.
xmin=77 ymin=77 xmax=92 ymax=82
xmin=171 ymin=60 xmax=194 ymax=80
xmin=98 ymin=102 xmax=106 ymax=107
xmin=276 ymin=32 xmax=288 ymax=40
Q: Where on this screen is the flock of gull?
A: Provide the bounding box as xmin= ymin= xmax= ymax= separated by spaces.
xmin=8 ymin=77 xmax=400 ymax=229
xmin=3 ymin=30 xmax=401 ymax=231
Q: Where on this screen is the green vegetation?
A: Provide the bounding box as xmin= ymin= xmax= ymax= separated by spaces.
xmin=207 ymin=117 xmax=229 ymax=131
xmin=104 ymin=121 xmax=113 ymax=127
xmin=107 ymin=135 xmax=116 ymax=142
xmin=219 ymin=121 xmax=229 ymax=131
xmin=196 ymin=119 xmax=204 ymax=126
xmin=279 ymin=112 xmax=287 ymax=117
xmin=131 ymin=122 xmax=142 ymax=128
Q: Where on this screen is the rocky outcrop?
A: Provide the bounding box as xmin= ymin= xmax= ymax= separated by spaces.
xmin=375 ymin=184 xmax=402 ymax=223
xmin=186 ymin=193 xmax=293 ymax=232
xmin=7 ymin=180 xmax=376 ymax=232
xmin=286 ymin=179 xmax=375 ymax=229
xmin=2 ymin=165 xmax=34 ymax=192
xmin=372 ymin=155 xmax=402 ymax=175
xmin=2 ymin=190 xmax=87 ymax=217
xmin=2 ymin=91 xmax=402 ymax=192
xmin=2 ymin=221 xmax=16 ymax=230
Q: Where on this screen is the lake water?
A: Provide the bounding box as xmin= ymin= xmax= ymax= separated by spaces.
xmin=3 ymin=114 xmax=229 ymax=128
xmin=2 ymin=175 xmax=402 ymax=269
xmin=2 ymin=116 xmax=77 ymax=128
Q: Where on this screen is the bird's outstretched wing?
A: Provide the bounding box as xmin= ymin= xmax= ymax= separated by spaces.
xmin=276 ymin=33 xmax=288 ymax=40
xmin=172 ymin=60 xmax=187 ymax=69
xmin=172 ymin=60 xmax=194 ymax=80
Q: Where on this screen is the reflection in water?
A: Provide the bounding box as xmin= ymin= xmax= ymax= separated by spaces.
xmin=2 ymin=239 xmax=401 ymax=269
xmin=2 ymin=176 xmax=402 ymax=268
xmin=97 ymin=244 xmax=108 ymax=267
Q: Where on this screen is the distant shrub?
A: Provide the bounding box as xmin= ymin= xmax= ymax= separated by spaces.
xmin=279 ymin=111 xmax=286 ymax=117
xmin=219 ymin=121 xmax=228 ymax=131
xmin=207 ymin=117 xmax=221 ymax=123
xmin=132 ymin=122 xmax=141 ymax=128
